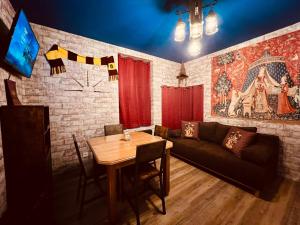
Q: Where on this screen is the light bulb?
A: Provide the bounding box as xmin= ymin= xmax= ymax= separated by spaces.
xmin=205 ymin=9 xmax=218 ymax=36
xmin=190 ymin=21 xmax=203 ymax=39
xmin=174 ymin=18 xmax=186 ymax=42
xmin=188 ymin=39 xmax=201 ymax=56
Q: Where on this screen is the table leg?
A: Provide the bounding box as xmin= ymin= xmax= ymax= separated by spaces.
xmin=107 ymin=165 xmax=117 ymax=224
xmin=164 ymin=149 xmax=170 ymax=196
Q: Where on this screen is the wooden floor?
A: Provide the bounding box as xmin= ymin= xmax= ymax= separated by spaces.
xmin=53 ymin=156 xmax=300 ymax=225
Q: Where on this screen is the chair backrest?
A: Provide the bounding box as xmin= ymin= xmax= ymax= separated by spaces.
xmin=141 ymin=129 xmax=153 ymax=135
xmin=154 ymin=125 xmax=168 ymax=139
xmin=104 ymin=124 xmax=123 ymax=136
xmin=72 ymin=134 xmax=87 ymax=177
xmin=135 ymin=140 xmax=167 ymax=172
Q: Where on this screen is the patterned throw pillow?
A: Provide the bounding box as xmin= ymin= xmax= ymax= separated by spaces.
xmin=222 ymin=127 xmax=256 ymax=157
xmin=181 ymin=121 xmax=199 ymax=139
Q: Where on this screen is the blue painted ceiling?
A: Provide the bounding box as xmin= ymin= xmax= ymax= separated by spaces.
xmin=10 ymin=0 xmax=300 ymax=62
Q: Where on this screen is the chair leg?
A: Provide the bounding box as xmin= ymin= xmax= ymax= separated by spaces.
xmin=118 ymin=169 xmax=123 ymax=200
xmin=76 ymin=170 xmax=83 ymax=201
xmin=121 ymin=170 xmax=125 ymax=201
xmin=79 ymin=179 xmax=87 ymax=218
xmin=134 ymin=183 xmax=141 ymax=225
xmin=159 ymin=174 xmax=166 ymax=215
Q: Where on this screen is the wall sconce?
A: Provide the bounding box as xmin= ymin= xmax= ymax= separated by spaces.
xmin=177 ymin=63 xmax=189 ymax=87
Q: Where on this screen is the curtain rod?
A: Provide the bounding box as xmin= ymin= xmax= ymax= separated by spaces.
xmin=161 ymin=84 xmax=203 ymax=88
xmin=118 ymin=53 xmax=151 ymax=63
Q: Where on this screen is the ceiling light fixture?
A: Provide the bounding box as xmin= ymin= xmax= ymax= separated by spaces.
xmin=174 ymin=0 xmax=218 ymax=56
xmin=174 ymin=18 xmax=186 ymax=42
xmin=205 ymin=8 xmax=218 ymax=35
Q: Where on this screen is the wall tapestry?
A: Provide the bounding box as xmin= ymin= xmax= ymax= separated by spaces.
xmin=45 ymin=44 xmax=118 ymax=81
xmin=211 ymin=30 xmax=300 ymax=120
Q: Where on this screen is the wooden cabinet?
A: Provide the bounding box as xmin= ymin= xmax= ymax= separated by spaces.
xmin=0 ymin=106 xmax=52 ymax=224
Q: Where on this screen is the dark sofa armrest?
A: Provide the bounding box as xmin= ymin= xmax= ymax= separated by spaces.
xmin=241 ymin=134 xmax=279 ymax=166
xmin=168 ymin=129 xmax=181 ymax=139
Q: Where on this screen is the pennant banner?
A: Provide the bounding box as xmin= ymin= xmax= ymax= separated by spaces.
xmin=45 ymin=44 xmax=118 ymax=81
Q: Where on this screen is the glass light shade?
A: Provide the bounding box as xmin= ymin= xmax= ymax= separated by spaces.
xmin=188 ymin=38 xmax=202 ymax=56
xmin=190 ymin=21 xmax=203 ymax=39
xmin=174 ymin=19 xmax=186 ymax=42
xmin=205 ymin=9 xmax=218 ymax=35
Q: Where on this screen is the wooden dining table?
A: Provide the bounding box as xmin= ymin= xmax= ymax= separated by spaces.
xmin=87 ymin=131 xmax=173 ymax=224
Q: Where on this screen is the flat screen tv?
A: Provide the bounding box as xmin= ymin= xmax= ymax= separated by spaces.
xmin=3 ymin=9 xmax=39 ymax=78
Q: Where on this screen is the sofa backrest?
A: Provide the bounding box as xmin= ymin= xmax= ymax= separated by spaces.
xmin=241 ymin=133 xmax=279 ymax=165
xmin=199 ymin=122 xmax=257 ymax=145
xmin=198 ymin=122 xmax=218 ymax=142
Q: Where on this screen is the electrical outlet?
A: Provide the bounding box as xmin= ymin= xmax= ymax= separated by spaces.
xmin=82 ymin=152 xmax=89 ymax=158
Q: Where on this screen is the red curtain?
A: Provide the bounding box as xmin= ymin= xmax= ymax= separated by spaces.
xmin=162 ymin=87 xmax=182 ymax=129
xmin=192 ymin=85 xmax=203 ymax=122
xmin=162 ymin=85 xmax=203 ymax=129
xmin=118 ymin=54 xmax=151 ymax=129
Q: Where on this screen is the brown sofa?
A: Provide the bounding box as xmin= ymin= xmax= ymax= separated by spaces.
xmin=168 ymin=122 xmax=279 ymax=194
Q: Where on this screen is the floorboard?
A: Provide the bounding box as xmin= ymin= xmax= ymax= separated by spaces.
xmin=52 ymin=156 xmax=300 ymax=225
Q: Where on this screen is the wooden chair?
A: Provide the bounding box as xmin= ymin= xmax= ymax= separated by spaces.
xmin=124 ymin=140 xmax=167 ymax=225
xmin=140 ymin=129 xmax=153 ymax=135
xmin=72 ymin=134 xmax=106 ymax=217
xmin=104 ymin=124 xmax=124 ymax=136
xmin=154 ymin=125 xmax=168 ymax=139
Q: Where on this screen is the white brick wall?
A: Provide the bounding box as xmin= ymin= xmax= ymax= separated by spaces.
xmin=0 ymin=0 xmax=180 ymax=217
xmin=184 ymin=22 xmax=300 ymax=181
xmin=26 ymin=24 xmax=179 ymax=169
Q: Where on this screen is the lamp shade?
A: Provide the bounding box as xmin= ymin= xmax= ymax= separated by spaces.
xmin=174 ymin=18 xmax=186 ymax=42
xmin=205 ymin=9 xmax=218 ymax=36
xmin=190 ymin=21 xmax=204 ymax=39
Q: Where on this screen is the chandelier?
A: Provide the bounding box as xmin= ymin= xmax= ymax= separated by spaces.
xmin=174 ymin=0 xmax=219 ymax=56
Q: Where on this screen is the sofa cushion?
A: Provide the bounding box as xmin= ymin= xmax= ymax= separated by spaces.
xmin=181 ymin=121 xmax=199 ymax=139
xmin=168 ymin=129 xmax=181 ymax=138
xmin=171 ymin=137 xmax=269 ymax=189
xmin=241 ymin=133 xmax=279 ymax=165
xmin=171 ymin=138 xmax=226 ymax=163
xmin=214 ymin=123 xmax=258 ymax=145
xmin=199 ymin=122 xmax=218 ymax=142
xmin=214 ymin=123 xmax=231 ymax=145
xmin=223 ymin=127 xmax=256 ymax=157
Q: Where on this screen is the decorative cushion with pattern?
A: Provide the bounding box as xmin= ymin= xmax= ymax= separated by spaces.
xmin=222 ymin=127 xmax=256 ymax=157
xmin=181 ymin=121 xmax=199 ymax=139
xmin=214 ymin=123 xmax=257 ymax=145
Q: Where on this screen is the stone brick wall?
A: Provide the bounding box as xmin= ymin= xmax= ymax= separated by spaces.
xmin=26 ymin=24 xmax=179 ymax=170
xmin=184 ymin=23 xmax=300 ymax=181
xmin=0 ymin=0 xmax=16 ymax=216
xmin=0 ymin=0 xmax=179 ymax=217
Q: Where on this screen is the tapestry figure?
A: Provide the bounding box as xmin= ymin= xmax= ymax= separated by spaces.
xmin=277 ymin=76 xmax=296 ymax=115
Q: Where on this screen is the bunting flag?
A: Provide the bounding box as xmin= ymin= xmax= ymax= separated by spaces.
xmin=45 ymin=44 xmax=118 ymax=81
